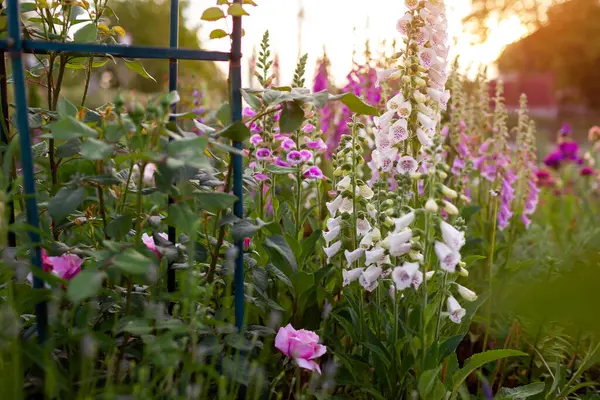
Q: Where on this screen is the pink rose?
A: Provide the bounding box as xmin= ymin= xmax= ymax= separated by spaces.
xmin=274 ymin=324 xmax=326 ymax=374
xmin=48 ymin=254 xmax=84 ymax=281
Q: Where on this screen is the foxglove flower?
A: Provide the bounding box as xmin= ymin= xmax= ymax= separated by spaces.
xmin=456 ymin=284 xmax=478 ymax=302
xmin=440 ymin=221 xmax=465 ymax=251
xmin=304 ymin=166 xmax=324 ymax=180
xmin=392 ymin=262 xmax=419 ymax=291
xmin=343 ymin=268 xmax=364 ymax=286
xmin=324 ymin=241 xmax=342 ymax=263
xmin=446 ymin=296 xmax=466 ymax=324
xmin=397 ymin=156 xmax=418 ymax=175
xmin=434 ymin=241 xmax=460 ymax=272
xmin=345 ymin=248 xmax=365 ymax=265
xmin=359 ymin=266 xmax=382 ymax=292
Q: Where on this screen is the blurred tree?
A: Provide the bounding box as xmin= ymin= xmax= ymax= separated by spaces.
xmin=497 ymin=0 xmax=600 ymax=109
xmin=465 ymin=0 xmax=564 ymax=41
xmin=105 ymin=0 xmax=226 ymax=96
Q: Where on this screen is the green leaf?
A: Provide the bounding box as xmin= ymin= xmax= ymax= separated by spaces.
xmin=48 ymin=187 xmax=85 ymax=222
xmin=452 ymin=350 xmax=528 ymax=391
xmin=217 ymin=103 xmax=232 ymax=125
xmin=57 ymin=98 xmax=77 ymax=118
xmin=67 ymin=269 xmax=106 ymax=304
xmin=264 ymin=164 xmax=298 ymax=175
xmin=74 ymin=23 xmax=98 ymax=42
xmin=104 ymin=121 xmax=124 ymax=142
xmin=31 ymin=141 xmax=48 ymax=158
xmin=124 ymin=59 xmax=156 ymax=82
xmin=228 ymin=3 xmax=249 ymax=16
xmin=164 ymin=90 xmax=180 ymax=105
xmin=81 ymin=138 xmax=114 ymax=160
xmin=300 ymin=229 xmax=322 ymax=265
xmin=46 ymin=117 xmax=98 ymax=140
xmin=264 ymin=235 xmax=297 ymax=272
xmin=196 ymin=192 xmax=238 ymax=214
xmin=241 ymin=89 xmax=261 ymax=110
xmin=56 ymin=139 xmax=82 ymax=158
xmin=113 ymin=249 xmax=152 ymax=275
xmin=201 ymin=7 xmax=225 ymax=21
xmin=439 ymin=335 xmax=464 ymax=361
xmin=462 ymin=255 xmax=486 ymax=265
xmin=20 ymin=2 xmax=37 ymax=12
xmin=266 ymin=264 xmax=293 ymax=288
xmin=279 ymin=101 xmax=305 ymax=133
xmin=497 ymin=382 xmax=545 ymax=399
xmin=106 ymin=215 xmax=132 ymax=240
xmin=232 ymin=218 xmax=267 ymax=242
xmin=209 ymin=29 xmax=228 ymax=39
xmin=168 ymin=203 xmax=199 ymax=233
xmin=218 ymin=121 xmax=251 ymax=142
xmin=418 ymin=367 xmax=443 ymax=400
xmin=330 ymin=92 xmax=378 ymax=116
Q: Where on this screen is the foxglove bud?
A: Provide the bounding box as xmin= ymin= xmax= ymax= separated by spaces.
xmin=425 ymin=198 xmax=439 ymax=213
xmin=442 ymin=200 xmax=458 ymax=215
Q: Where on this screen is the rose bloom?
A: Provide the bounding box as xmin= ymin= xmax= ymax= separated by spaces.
xmin=275 ymin=324 xmax=326 ymax=373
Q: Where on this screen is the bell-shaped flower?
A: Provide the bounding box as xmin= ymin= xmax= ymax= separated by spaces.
xmin=372 ymin=148 xmax=398 ymax=173
xmin=418 ymin=48 xmax=436 ymax=70
xmin=343 ymin=268 xmax=364 ymax=287
xmin=446 ymin=296 xmax=466 ymax=324
xmin=390 ymin=118 xmax=409 ymax=142
xmin=326 ymin=216 xmax=342 ymax=231
xmin=376 ymin=131 xmax=394 ymax=150
xmin=388 ymin=231 xmax=413 ymax=256
xmin=417 ymin=129 xmax=433 ymax=147
xmin=418 ymin=112 xmax=437 ymax=131
xmin=281 ymin=138 xmax=297 ymax=151
xmin=427 ymin=88 xmax=451 ymax=109
xmin=415 ymin=27 xmax=431 ymax=46
xmin=256 ymin=148 xmax=272 ymax=160
xmin=375 ymin=69 xmax=399 ymax=88
xmin=434 ymin=241 xmax=460 ymax=272
xmin=440 ymin=221 xmax=465 ymax=251
xmin=392 ymin=262 xmax=419 ymax=290
xmin=358 ymin=185 xmax=374 ymax=200
xmin=326 ymin=195 xmax=343 ymax=216
xmin=374 ymin=110 xmax=396 ymax=130
xmin=250 ymin=134 xmax=263 ymax=146
xmin=456 ymin=284 xmax=477 ymax=302
xmin=397 ymin=156 xmax=418 ymax=175
xmin=336 ymin=176 xmax=351 ymax=192
xmin=344 ymin=248 xmax=365 ymax=265
xmin=365 ymin=247 xmax=386 ymax=266
xmin=412 ymin=269 xmax=424 ymax=289
xmin=396 ymin=14 xmax=413 ymax=35
xmin=339 ymin=198 xmax=354 ymax=214
xmin=306 ymin=138 xmax=328 ymax=151
xmin=323 ymin=226 xmax=341 ymax=245
xmin=287 ymin=150 xmax=304 ymax=165
xmin=387 ymin=93 xmax=405 ymax=113
xmin=356 ymin=218 xmax=372 ymax=238
xmin=324 ymin=241 xmax=342 ymax=264
xmin=359 ymin=266 xmax=382 ymax=292
xmin=397 ymin=101 xmax=412 ymax=119
xmin=393 ymin=211 xmax=415 ymax=232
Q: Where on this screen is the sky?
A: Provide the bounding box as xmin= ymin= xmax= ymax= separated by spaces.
xmin=187 ymin=0 xmax=529 ymax=87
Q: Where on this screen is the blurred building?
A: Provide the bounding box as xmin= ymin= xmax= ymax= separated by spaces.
xmin=490 ymin=74 xmax=558 ymax=118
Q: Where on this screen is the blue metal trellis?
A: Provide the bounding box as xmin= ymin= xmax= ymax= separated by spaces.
xmin=1 ymin=0 xmax=245 ymax=340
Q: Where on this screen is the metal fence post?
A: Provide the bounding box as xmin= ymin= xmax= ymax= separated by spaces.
xmin=230 ymin=0 xmax=244 ymax=332
xmin=6 ymin=0 xmax=47 ymax=342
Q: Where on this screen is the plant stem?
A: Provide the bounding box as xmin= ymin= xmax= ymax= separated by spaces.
xmin=80 ymin=56 xmax=94 ymax=107
xmin=434 ymin=271 xmax=448 ymax=342
xmin=208 ymin=158 xmax=234 ymax=282
xmin=482 ymin=196 xmax=500 ymax=352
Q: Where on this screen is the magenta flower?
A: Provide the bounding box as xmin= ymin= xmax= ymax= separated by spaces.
xmin=559 ymin=141 xmax=579 ymax=158
xmin=250 ymin=134 xmax=263 ymax=146
xmin=254 ymin=173 xmax=269 ymax=181
xmin=281 ymin=138 xmax=297 ymax=151
xmin=287 ymin=151 xmax=303 ymax=165
xmin=274 ymin=157 xmax=290 ymax=167
xmin=49 ymin=254 xmax=84 ymax=281
xmin=243 ymin=237 xmax=252 ymax=250
xmin=300 ymin=149 xmax=313 ymax=162
xmin=544 ymin=151 xmax=563 ymax=169
xmin=304 ymin=166 xmax=324 ymax=180
xmin=243 ymin=107 xmax=256 ymax=118
xmin=275 ymin=324 xmax=326 ymax=374
xmin=302 ymin=124 xmax=316 ymax=134
xmin=256 ymin=148 xmax=272 ymax=160
xmin=581 ymin=167 xmax=594 ymax=176
xmin=306 ymin=138 xmax=328 ymax=151
xmin=250 ymin=122 xmax=262 ymax=134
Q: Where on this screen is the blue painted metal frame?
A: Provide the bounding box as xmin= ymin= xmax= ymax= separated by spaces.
xmin=3 ymin=0 xmax=245 ymax=340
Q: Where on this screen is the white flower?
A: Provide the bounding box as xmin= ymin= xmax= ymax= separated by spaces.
xmin=392 ymin=262 xmax=419 ymax=290
xmin=358 ymin=185 xmax=374 ymax=200
xmin=324 ymin=241 xmax=342 ymax=263
xmin=375 ymin=69 xmax=399 ymax=88
xmin=374 ymin=110 xmax=395 ymax=130
xmin=446 ymin=296 xmax=466 ymax=324
xmin=365 ymin=248 xmax=386 ymax=266
xmin=425 ymin=270 xmax=436 ymax=280
xmin=396 ymin=14 xmax=412 ymax=34
xmin=417 ymin=112 xmax=436 ymax=130
xmin=339 ymin=198 xmax=354 ymax=214
xmin=427 ymin=88 xmax=451 ymax=109
xmin=388 ymin=231 xmax=413 ymax=256
xmin=345 ymin=248 xmax=365 ymax=265
xmin=370 ymin=227 xmax=382 ymax=242
xmin=415 ymin=27 xmax=430 ymax=46
xmin=397 ymin=156 xmax=418 ymax=175
xmin=336 ymin=176 xmax=351 ymax=192
xmin=442 ymin=200 xmax=458 ymax=215
xmin=456 ymin=284 xmax=477 ymax=302
xmin=372 ymin=148 xmax=398 ymax=173
xmin=326 ymin=216 xmax=342 ymax=231
xmin=440 ymin=221 xmax=465 ymax=251
xmin=425 ymin=198 xmax=439 ymax=212
xmin=359 ymin=266 xmax=382 ymax=292
xmin=386 ymin=93 xmax=405 ymax=112
xmin=390 ymin=119 xmax=409 ymax=142
xmin=418 ymin=48 xmax=436 ymax=69
xmin=323 ymin=226 xmax=341 ymax=244
xmin=343 ymin=268 xmax=364 ymax=286
xmin=434 ymin=241 xmax=460 ymax=272
xmin=360 ymin=231 xmax=375 ymax=249
xmin=356 ymin=218 xmax=372 ymax=238
xmin=397 ymin=101 xmax=412 ymax=119
xmin=410 ymin=250 xmax=424 ymax=263
xmin=375 ymin=131 xmax=394 ymax=150
xmin=417 ymin=129 xmax=433 ymax=147
xmin=391 ymin=212 xmax=413 ymax=233
xmin=412 ymin=269 xmax=424 ymax=289
xmin=326 ymin=195 xmax=343 ymax=216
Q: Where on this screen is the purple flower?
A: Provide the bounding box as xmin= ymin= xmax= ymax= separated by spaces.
xmin=544 ymin=151 xmax=563 ymax=169
xmin=256 ymin=148 xmax=271 ymax=160
xmin=303 ymin=124 xmax=316 ymax=134
xmin=306 ymin=138 xmax=328 ymax=151
xmin=250 ymin=122 xmax=262 ymax=134
xmin=559 ymin=141 xmax=579 ymax=157
xmin=274 ymin=157 xmax=290 ymax=167
xmin=304 ymin=166 xmax=324 ymax=180
xmin=254 ymin=173 xmax=269 ymax=181
xmin=287 ymin=151 xmax=303 ymax=165
xmin=581 ymin=167 xmax=594 ymax=176
xmin=250 ymin=134 xmax=263 ymax=146
xmin=560 ymin=123 xmax=572 ymax=136
xmin=300 ymin=150 xmax=313 ymax=162
xmin=281 ymin=138 xmax=297 ymax=151
xmin=243 ymin=107 xmax=257 ymax=118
